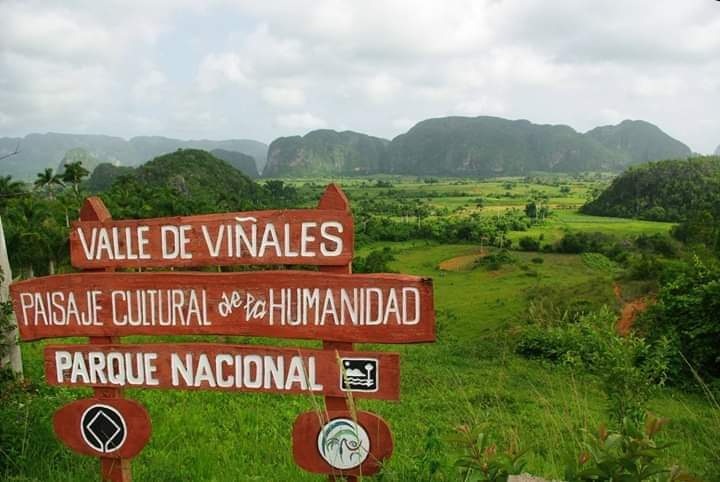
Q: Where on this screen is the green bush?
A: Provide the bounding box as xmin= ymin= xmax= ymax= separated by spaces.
xmin=452 ymin=425 xmax=527 ymax=482
xmin=518 ymin=236 xmax=541 ymax=251
xmin=638 ymin=256 xmax=720 ymax=381
xmin=565 ymin=414 xmax=700 ymax=482
xmin=517 ymin=309 xmax=675 ymax=422
xmin=476 ymin=249 xmax=516 ymax=271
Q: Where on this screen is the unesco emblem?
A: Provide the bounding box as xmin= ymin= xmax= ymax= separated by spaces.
xmin=80 ymin=404 xmax=127 ymax=453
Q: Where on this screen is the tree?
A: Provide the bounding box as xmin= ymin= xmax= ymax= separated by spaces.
xmin=0 ymin=176 xmax=25 ymax=211
xmin=34 ymin=168 xmax=64 ymax=199
xmin=61 ymin=161 xmax=89 ymax=195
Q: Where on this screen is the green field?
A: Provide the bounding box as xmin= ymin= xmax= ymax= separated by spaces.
xmin=6 ymin=177 xmax=718 ymax=481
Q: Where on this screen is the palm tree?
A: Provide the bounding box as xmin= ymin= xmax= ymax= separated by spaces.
xmin=34 ymin=168 xmax=64 ymax=199
xmin=0 ymin=175 xmax=25 ymax=210
xmin=61 ymin=161 xmax=89 ymax=195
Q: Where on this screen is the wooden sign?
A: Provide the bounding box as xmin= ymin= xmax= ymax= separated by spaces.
xmin=70 ymin=209 xmax=354 ymax=269
xmin=53 ymin=398 xmax=151 ymax=458
xmin=292 ymin=410 xmax=393 ymax=477
xmin=11 ymin=271 xmax=435 ymax=343
xmin=45 ymin=343 xmax=400 ymax=400
xmin=9 ymin=186 xmax=435 ymax=481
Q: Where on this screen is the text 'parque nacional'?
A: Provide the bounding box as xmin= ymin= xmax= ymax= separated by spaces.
xmin=45 ymin=344 xmax=400 ymax=400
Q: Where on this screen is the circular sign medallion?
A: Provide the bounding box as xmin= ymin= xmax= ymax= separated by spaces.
xmin=316 ymin=418 xmax=370 ymax=470
xmin=80 ymin=404 xmax=127 ymax=453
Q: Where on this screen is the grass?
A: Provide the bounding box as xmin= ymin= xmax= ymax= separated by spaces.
xmin=3 ymin=176 xmax=717 ymax=481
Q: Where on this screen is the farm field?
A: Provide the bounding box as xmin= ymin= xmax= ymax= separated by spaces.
xmin=5 ymin=176 xmax=719 ymax=481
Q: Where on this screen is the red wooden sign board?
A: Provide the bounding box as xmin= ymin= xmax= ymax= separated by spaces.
xmin=45 ymin=343 xmax=401 ymax=400
xmin=293 ymin=410 xmax=393 ymax=477
xmin=53 ymin=398 xmax=151 ymax=459
xmin=11 ymin=271 xmax=435 ymax=343
xmin=70 ymin=209 xmax=354 ymax=269
xmin=10 ymin=184 xmax=435 ymax=481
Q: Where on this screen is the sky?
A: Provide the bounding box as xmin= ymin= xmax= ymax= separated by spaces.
xmin=1 ymin=0 xmax=719 ymax=152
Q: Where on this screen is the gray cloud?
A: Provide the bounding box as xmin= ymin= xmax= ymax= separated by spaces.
xmin=1 ymin=0 xmax=718 ymax=152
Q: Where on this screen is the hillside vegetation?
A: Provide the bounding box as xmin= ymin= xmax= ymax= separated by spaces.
xmin=211 ymin=148 xmax=259 ymax=178
xmin=581 ymin=156 xmax=720 ymax=222
xmin=586 ymin=120 xmax=691 ymax=164
xmin=264 ymin=117 xmax=691 ymax=177
xmin=264 ymin=129 xmax=389 ymax=177
xmin=102 ymin=149 xmax=272 ymax=218
xmin=0 ymin=133 xmax=267 ymax=180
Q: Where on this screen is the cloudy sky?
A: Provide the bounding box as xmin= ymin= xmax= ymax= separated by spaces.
xmin=1 ymin=0 xmax=719 ymax=152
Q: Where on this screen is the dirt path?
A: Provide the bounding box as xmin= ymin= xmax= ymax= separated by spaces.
xmin=613 ymin=282 xmax=651 ymax=335
xmin=438 ymin=249 xmax=487 ymax=271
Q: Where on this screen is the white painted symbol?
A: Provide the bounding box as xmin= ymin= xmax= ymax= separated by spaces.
xmin=317 ymin=418 xmax=370 ymax=470
xmin=80 ymin=404 xmax=127 ymax=453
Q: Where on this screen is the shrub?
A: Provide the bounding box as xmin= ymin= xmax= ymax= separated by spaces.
xmin=565 ymin=415 xmax=700 ymax=482
xmin=638 ymin=256 xmax=720 ymax=381
xmin=517 ymin=309 xmax=674 ymax=422
xmin=353 ymin=247 xmax=396 ymax=273
xmin=452 ymin=425 xmax=527 ymax=481
xmin=518 ymin=236 xmax=541 ymax=251
xmin=477 ymin=249 xmax=516 ymax=271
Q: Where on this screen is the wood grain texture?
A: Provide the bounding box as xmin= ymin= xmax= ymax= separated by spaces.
xmin=11 ymin=271 xmax=435 ymax=343
xmin=292 ymin=410 xmax=393 ymax=477
xmin=69 ymin=209 xmax=354 ymax=269
xmin=80 ymin=196 xmax=131 ymax=482
xmin=45 ymin=343 xmax=401 ymax=400
xmin=53 ymin=398 xmax=151 ymax=459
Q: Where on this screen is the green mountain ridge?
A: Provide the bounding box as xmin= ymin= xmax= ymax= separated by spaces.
xmin=264 ymin=129 xmax=389 ymax=177
xmin=263 ymin=116 xmax=692 ymax=177
xmin=100 ymin=149 xmax=271 ymax=215
xmin=0 ymin=132 xmax=267 ymax=180
xmin=210 ymin=149 xmax=259 ymax=178
xmin=585 ymin=119 xmax=691 ymax=164
xmin=581 ymin=156 xmax=720 ymax=222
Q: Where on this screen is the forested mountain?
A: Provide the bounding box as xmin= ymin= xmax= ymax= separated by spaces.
xmin=263 ymin=117 xmax=691 ymax=177
xmin=57 ymin=148 xmax=103 ymax=175
xmin=101 ymin=149 xmax=271 ymax=218
xmin=86 ymin=163 xmax=136 ymax=192
xmin=581 ymin=156 xmax=720 ymax=221
xmin=715 ymin=144 xmax=720 ymax=155
xmin=210 ymin=149 xmax=259 ymax=178
xmin=585 ymin=120 xmax=691 ymax=164
xmin=387 ymin=116 xmax=625 ymax=176
xmin=263 ymin=130 xmax=390 ymax=177
xmin=0 ymin=133 xmax=267 ymax=180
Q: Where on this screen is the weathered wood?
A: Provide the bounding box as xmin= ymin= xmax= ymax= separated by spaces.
xmin=70 ymin=207 xmax=354 ymax=269
xmin=45 ymin=343 xmax=400 ymax=400
xmin=11 ymin=271 xmax=435 ymax=343
xmin=317 ymin=184 xmax=357 ymax=481
xmin=53 ymin=398 xmax=151 ymax=458
xmin=292 ymin=410 xmax=393 ymax=477
xmin=80 ymin=197 xmax=129 ymax=482
xmin=0 ymin=216 xmax=23 ymax=376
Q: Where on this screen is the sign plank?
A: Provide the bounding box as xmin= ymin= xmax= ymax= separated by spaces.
xmin=292 ymin=410 xmax=393 ymax=476
xmin=11 ymin=271 xmax=435 ymax=343
xmin=45 ymin=344 xmax=400 ymax=400
xmin=69 ymin=209 xmax=354 ymax=269
xmin=53 ymin=398 xmax=152 ymax=458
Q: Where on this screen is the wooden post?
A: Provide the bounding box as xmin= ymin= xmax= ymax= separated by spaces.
xmin=0 ymin=216 xmax=23 ymax=377
xmin=317 ymin=184 xmax=357 ymax=482
xmin=80 ymin=197 xmax=131 ymax=482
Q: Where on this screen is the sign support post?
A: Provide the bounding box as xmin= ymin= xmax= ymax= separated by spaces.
xmin=80 ymin=197 xmax=131 ymax=482
xmin=10 ymin=183 xmax=435 ymax=480
xmin=317 ymin=185 xmax=356 ymax=482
